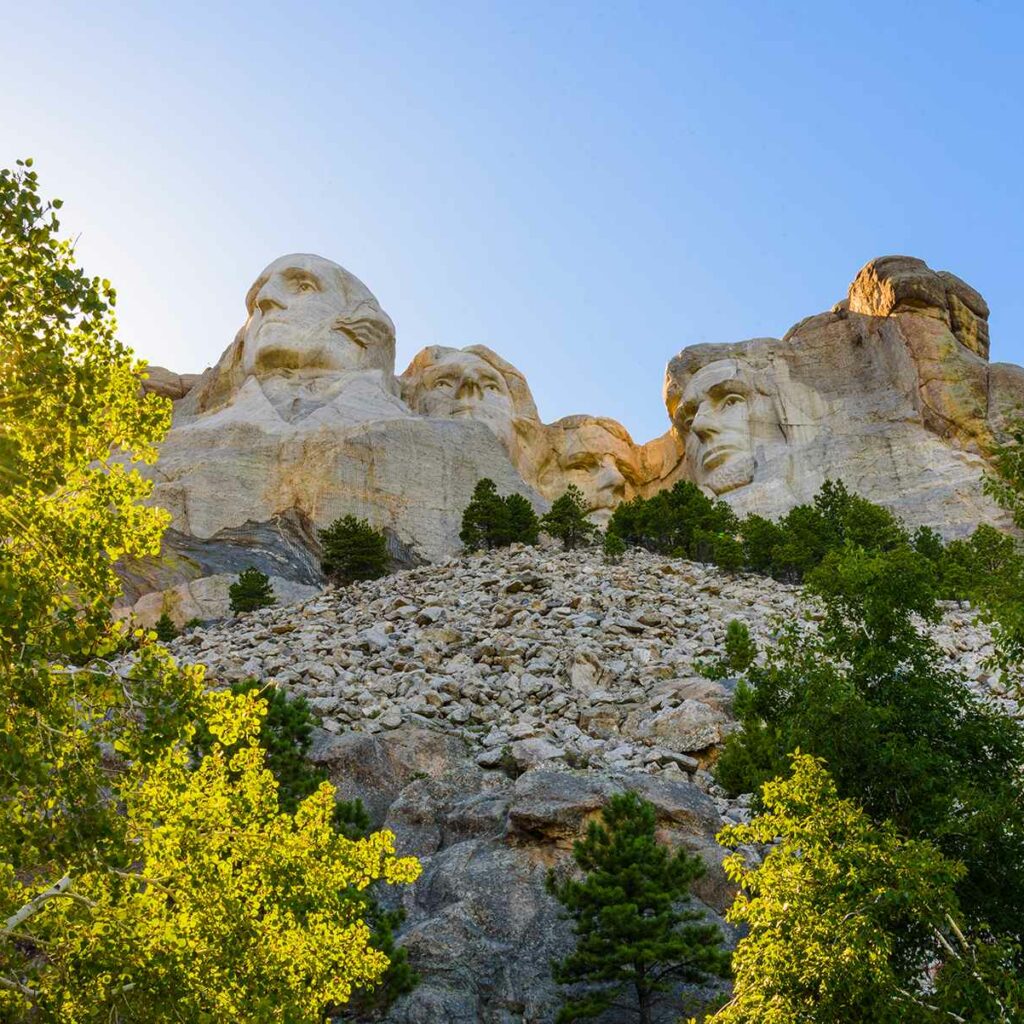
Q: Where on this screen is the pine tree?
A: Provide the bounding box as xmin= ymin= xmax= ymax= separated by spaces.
xmin=228 ymin=565 xmax=277 ymax=613
xmin=603 ymin=530 xmax=626 ymax=563
xmin=504 ymin=492 xmax=541 ymax=545
xmin=154 ymin=611 xmax=179 ymax=642
xmin=460 ymin=478 xmax=509 ymax=550
xmin=722 ymin=619 xmax=756 ymax=673
xmin=320 ymin=514 xmax=390 ymax=584
xmin=541 ymin=484 xmax=598 ymax=550
xmin=547 ymin=791 xmax=730 ymax=1023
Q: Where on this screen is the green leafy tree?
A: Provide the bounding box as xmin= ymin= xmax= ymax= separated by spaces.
xmin=320 ymin=514 xmax=391 ymax=584
xmin=0 ymin=162 xmax=421 ymax=1022
xmin=229 ymin=565 xmax=277 ymax=613
xmin=195 ymin=682 xmax=420 ymax=1017
xmin=541 ymin=484 xmax=598 ymax=550
xmin=711 ymin=754 xmax=982 ymax=1024
xmin=547 ymin=791 xmax=729 ymax=1023
xmin=715 ymin=541 xmax=1024 ymax=948
xmin=154 ymin=611 xmax=178 ymax=642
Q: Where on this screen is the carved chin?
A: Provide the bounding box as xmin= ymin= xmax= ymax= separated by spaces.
xmin=702 ymin=453 xmax=755 ymax=494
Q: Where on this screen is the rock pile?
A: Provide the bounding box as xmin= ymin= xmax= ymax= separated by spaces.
xmin=169 ymin=545 xmax=1010 ymax=783
xmin=155 ymin=545 xmax=1011 ymax=1023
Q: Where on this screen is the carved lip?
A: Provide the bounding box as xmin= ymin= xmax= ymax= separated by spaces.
xmin=701 ymin=444 xmax=743 ymax=470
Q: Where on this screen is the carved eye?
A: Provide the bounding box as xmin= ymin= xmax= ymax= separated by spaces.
xmin=681 ymin=417 xmax=694 ymax=432
xmin=721 ymin=394 xmax=745 ymax=408
xmin=484 ymin=382 xmax=501 ymax=392
xmin=432 ymin=378 xmax=455 ymax=390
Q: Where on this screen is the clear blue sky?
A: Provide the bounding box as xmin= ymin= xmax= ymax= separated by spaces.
xmin=3 ymin=1 xmax=1021 ymax=442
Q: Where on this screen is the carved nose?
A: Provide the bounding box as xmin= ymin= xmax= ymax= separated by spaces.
xmin=255 ymin=281 xmax=287 ymax=315
xmin=457 ymin=379 xmax=482 ymax=401
xmin=691 ymin=404 xmax=717 ymax=441
xmin=595 ymin=458 xmax=626 ymax=493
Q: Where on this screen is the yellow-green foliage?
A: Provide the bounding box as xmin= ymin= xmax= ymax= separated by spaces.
xmin=1 ymin=674 xmax=420 ymax=1021
xmin=0 ymin=161 xmax=422 ymax=1022
xmin=709 ymin=755 xmax=963 ymax=1024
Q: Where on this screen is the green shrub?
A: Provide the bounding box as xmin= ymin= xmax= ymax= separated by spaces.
xmin=154 ymin=612 xmax=178 ymax=642
xmin=228 ymin=566 xmax=276 ymax=614
xmin=320 ymin=514 xmax=390 ymax=584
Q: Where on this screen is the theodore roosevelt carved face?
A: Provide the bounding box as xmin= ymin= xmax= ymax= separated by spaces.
xmin=239 ymin=254 xmax=396 ymax=378
xmin=535 ymin=416 xmax=642 ymax=520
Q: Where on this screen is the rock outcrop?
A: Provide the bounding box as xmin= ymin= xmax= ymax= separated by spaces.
xmin=145 ymin=545 xmax=1012 ymax=1022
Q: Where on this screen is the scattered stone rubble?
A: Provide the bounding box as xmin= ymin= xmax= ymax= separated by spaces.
xmin=168 ymin=545 xmax=1011 ymax=790
xmin=152 ymin=545 xmax=1012 ymax=1023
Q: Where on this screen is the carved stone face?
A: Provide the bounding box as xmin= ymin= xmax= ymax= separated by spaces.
xmin=240 ymin=254 xmax=395 ymax=378
xmin=538 ymin=417 xmax=642 ymax=519
xmin=676 ymin=360 xmax=756 ymax=494
xmin=414 ymin=350 xmax=515 ymax=428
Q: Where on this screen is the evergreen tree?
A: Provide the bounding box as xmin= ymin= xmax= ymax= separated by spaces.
xmin=608 ymin=481 xmax=736 ymax=559
xmin=722 ymin=619 xmax=756 ymax=673
xmin=547 ymin=791 xmax=729 ymax=1023
xmin=603 ymin=530 xmax=626 ymax=563
xmin=154 ymin=611 xmax=179 ymax=642
xmin=541 ymin=484 xmax=598 ymax=550
xmin=503 ymin=492 xmax=541 ymax=545
xmin=460 ymin=478 xmax=509 ymax=550
xmin=320 ymin=514 xmax=390 ymax=584
xmin=229 ymin=565 xmax=276 ymax=613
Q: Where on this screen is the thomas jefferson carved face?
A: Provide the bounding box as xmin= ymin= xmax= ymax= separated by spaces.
xmin=240 ymin=254 xmax=395 ymax=378
xmin=537 ymin=417 xmax=642 ymax=520
xmin=413 ymin=350 xmax=515 ymax=426
xmin=676 ymin=360 xmax=755 ymax=494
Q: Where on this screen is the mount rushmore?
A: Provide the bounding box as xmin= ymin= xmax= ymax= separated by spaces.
xmin=126 ymin=252 xmax=1023 ymax=623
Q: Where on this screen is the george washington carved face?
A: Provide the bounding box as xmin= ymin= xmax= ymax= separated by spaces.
xmin=239 ymin=254 xmax=396 ymax=378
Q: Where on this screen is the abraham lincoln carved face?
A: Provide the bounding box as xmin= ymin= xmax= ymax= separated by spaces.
xmin=239 ymin=254 xmax=396 ymax=378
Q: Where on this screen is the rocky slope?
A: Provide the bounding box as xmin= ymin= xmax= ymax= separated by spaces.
xmin=159 ymin=546 xmax=1010 ymax=1023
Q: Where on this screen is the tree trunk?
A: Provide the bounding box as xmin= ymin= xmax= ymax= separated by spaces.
xmin=635 ymin=964 xmax=652 ymax=1024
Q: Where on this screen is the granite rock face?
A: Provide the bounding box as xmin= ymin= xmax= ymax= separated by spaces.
xmin=129 ymin=252 xmax=1023 ymax=621
xmin=138 ymin=545 xmax=1014 ymax=1022
xmin=664 ymin=255 xmax=1018 ymax=536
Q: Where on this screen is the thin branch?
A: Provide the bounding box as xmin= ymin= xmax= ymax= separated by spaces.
xmin=0 ymin=973 xmax=38 ymax=1000
xmin=3 ymin=874 xmax=71 ymax=932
